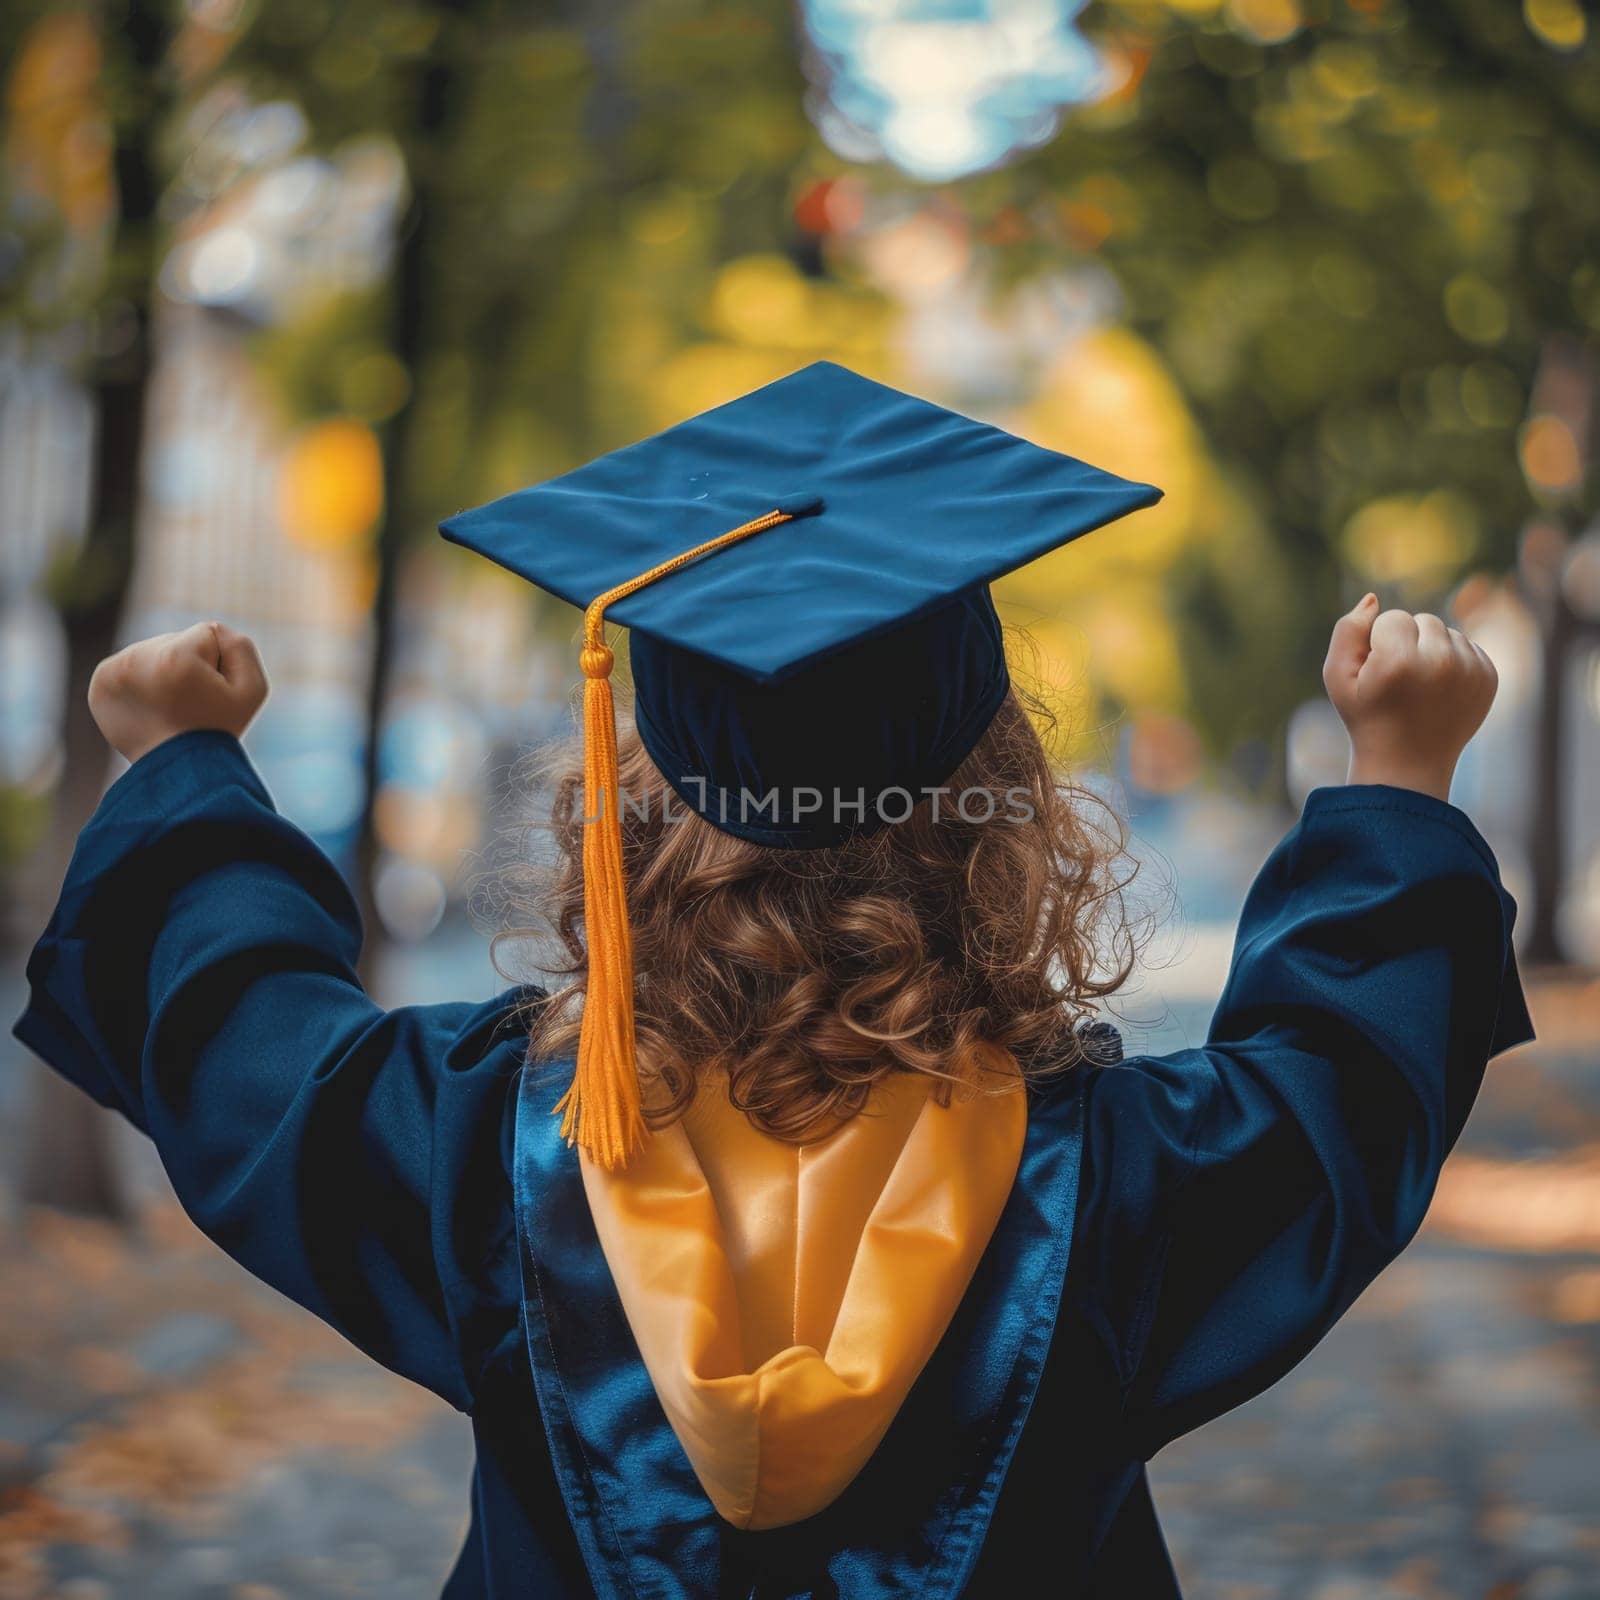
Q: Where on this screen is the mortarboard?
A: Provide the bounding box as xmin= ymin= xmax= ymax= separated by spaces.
xmin=441 ymin=360 xmax=1160 ymax=1168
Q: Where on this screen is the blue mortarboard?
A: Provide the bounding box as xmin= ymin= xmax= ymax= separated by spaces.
xmin=442 ymin=360 xmax=1160 ymax=844
xmin=440 ymin=360 xmax=1160 ymax=1167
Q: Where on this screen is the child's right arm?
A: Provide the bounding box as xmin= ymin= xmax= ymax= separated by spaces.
xmin=15 ymin=630 xmax=536 ymax=1412
xmin=1072 ymin=597 xmax=1531 ymax=1462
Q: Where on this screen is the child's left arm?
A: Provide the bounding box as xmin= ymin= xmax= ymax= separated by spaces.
xmin=1070 ymin=598 xmax=1532 ymax=1463
xmin=1076 ymin=787 xmax=1532 ymax=1463
xmin=14 ymin=629 xmax=533 ymax=1412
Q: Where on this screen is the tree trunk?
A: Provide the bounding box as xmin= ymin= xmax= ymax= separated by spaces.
xmin=1524 ymin=575 xmax=1570 ymax=966
xmin=14 ymin=0 xmax=169 ymax=1216
xmin=15 ymin=301 xmax=151 ymax=1218
xmin=1520 ymin=334 xmax=1596 ymax=967
xmin=354 ymin=51 xmax=459 ymax=987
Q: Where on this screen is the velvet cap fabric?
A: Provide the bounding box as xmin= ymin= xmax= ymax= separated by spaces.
xmin=439 ymin=360 xmax=1161 ymax=846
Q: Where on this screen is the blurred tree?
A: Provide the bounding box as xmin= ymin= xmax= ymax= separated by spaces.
xmin=1518 ymin=335 xmax=1598 ymax=962
xmin=228 ymin=0 xmax=851 ymax=956
xmin=3 ymin=1 xmax=178 ymax=835
xmin=3 ymin=0 xmax=184 ymax=1216
xmin=228 ymin=0 xmax=488 ymax=953
xmin=936 ymin=0 xmax=1598 ymax=766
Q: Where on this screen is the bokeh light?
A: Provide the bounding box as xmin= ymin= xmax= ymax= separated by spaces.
xmin=802 ymin=0 xmax=1108 ymax=180
xmin=277 ymin=418 xmax=384 ymax=551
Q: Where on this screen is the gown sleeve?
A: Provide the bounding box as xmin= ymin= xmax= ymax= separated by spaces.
xmin=1073 ymin=783 xmax=1535 ymax=1461
xmin=12 ymin=730 xmax=536 ymax=1413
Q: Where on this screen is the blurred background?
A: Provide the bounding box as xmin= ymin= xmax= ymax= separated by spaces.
xmin=1 ymin=0 xmax=1598 ymax=1594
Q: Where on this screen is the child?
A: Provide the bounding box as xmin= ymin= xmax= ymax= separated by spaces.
xmin=16 ymin=365 xmax=1530 ymax=1599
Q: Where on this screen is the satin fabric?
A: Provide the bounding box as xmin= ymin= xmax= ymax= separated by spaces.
xmin=439 ymin=362 xmax=1161 ymax=687
xmin=516 ymin=1053 xmax=1086 ymax=1598
xmin=439 ymin=361 xmax=1159 ymax=846
xmin=577 ymin=1070 xmax=1026 ymax=1529
xmin=629 ymin=587 xmax=1010 ymax=847
xmin=14 ymin=732 xmax=1536 ymax=1598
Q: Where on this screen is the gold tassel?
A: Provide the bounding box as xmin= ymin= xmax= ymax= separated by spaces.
xmin=554 ymin=507 xmax=798 ymax=1170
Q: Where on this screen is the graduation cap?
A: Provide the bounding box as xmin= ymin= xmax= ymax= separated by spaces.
xmin=441 ymin=360 xmax=1160 ymax=1168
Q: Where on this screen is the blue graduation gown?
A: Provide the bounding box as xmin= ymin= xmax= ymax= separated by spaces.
xmin=14 ymin=731 xmax=1533 ymax=1598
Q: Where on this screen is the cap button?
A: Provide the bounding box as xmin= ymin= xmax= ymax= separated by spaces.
xmin=776 ymin=493 xmax=825 ymax=519
xmin=580 ymin=643 xmax=615 ymax=679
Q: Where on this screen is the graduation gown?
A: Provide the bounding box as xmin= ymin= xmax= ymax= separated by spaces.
xmin=14 ymin=730 xmax=1533 ymax=1598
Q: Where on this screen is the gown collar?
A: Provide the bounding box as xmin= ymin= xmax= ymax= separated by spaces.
xmin=512 ymin=1065 xmax=1084 ymax=1599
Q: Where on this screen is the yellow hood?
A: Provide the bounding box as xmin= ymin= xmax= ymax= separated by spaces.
xmin=579 ymin=1069 xmax=1026 ymax=1531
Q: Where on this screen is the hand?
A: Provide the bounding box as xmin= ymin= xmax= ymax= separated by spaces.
xmin=88 ymin=622 xmax=270 ymax=765
xmin=1322 ymin=594 xmax=1497 ymax=802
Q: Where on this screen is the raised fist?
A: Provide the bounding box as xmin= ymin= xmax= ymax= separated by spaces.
xmin=88 ymin=622 xmax=269 ymax=765
xmin=1322 ymin=593 xmax=1498 ymax=802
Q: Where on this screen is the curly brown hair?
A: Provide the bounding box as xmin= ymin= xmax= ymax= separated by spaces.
xmin=495 ymin=673 xmax=1145 ymax=1141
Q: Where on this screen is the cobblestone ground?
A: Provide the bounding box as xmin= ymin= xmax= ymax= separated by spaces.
xmin=1 ymin=982 xmax=1597 ymax=1598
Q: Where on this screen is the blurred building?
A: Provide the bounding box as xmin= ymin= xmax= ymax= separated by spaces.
xmin=0 ymin=328 xmax=92 ymax=792
xmin=123 ymin=300 xmax=375 ymax=856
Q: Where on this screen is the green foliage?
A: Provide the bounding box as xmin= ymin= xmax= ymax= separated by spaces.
xmin=249 ymin=289 xmax=401 ymax=423
xmin=227 ymin=0 xmax=817 ymax=535
xmin=1032 ymin=0 xmax=1595 ymax=540
xmin=16 ymin=0 xmax=1584 ymax=765
xmin=938 ymin=0 xmax=1600 ymax=745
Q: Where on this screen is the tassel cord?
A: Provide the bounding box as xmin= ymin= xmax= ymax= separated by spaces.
xmin=554 ymin=508 xmax=796 ymax=1169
